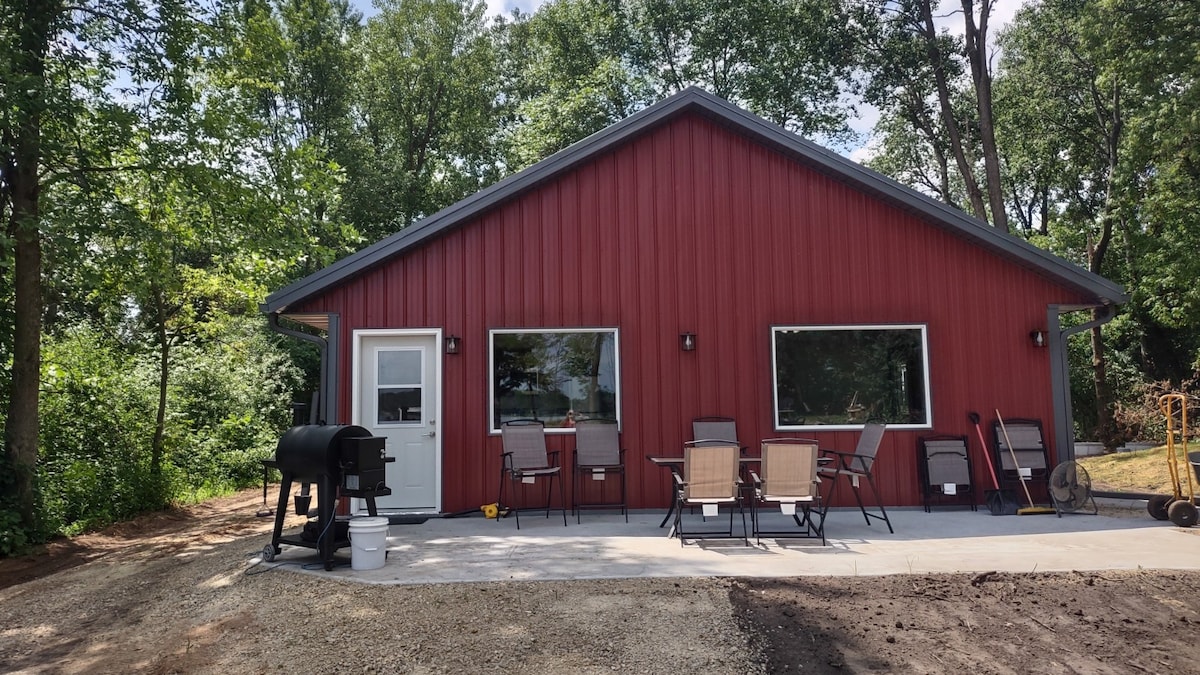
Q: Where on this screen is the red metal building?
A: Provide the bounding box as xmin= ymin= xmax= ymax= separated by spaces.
xmin=263 ymin=89 xmax=1125 ymax=515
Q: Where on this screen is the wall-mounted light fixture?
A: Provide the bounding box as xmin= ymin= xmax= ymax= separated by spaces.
xmin=680 ymin=332 xmax=696 ymax=352
xmin=445 ymin=335 xmax=460 ymax=355
xmin=1029 ymin=330 xmax=1046 ymax=348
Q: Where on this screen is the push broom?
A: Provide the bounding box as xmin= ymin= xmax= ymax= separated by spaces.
xmin=995 ymin=410 xmax=1056 ymax=515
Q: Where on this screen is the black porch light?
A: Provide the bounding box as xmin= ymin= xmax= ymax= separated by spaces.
xmin=680 ymin=332 xmax=696 ymax=352
xmin=445 ymin=335 xmax=460 ymax=355
xmin=1029 ymin=330 xmax=1046 ymax=348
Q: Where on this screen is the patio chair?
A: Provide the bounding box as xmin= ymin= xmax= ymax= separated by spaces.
xmin=498 ymin=419 xmax=567 ymax=529
xmin=819 ymin=422 xmax=893 ymax=533
xmin=572 ymin=418 xmax=627 ymax=523
xmin=750 ymin=439 xmax=825 ymax=545
xmin=917 ymin=434 xmax=976 ymax=512
xmin=692 ymin=416 xmax=746 ymax=453
xmin=673 ymin=440 xmax=748 ymax=546
xmin=990 ymin=417 xmax=1050 ymax=491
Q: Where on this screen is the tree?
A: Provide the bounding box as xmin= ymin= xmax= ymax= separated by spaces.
xmin=349 ymin=0 xmax=504 ymax=240
xmin=500 ymin=0 xmax=651 ymax=168
xmin=1 ymin=0 xmax=193 ymax=535
xmin=857 ymin=0 xmax=1005 ymax=228
xmin=995 ymin=0 xmax=1200 ymax=444
xmin=628 ymin=0 xmax=860 ymax=141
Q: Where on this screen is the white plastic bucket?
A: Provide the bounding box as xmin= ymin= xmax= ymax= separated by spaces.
xmin=348 ymin=517 xmax=390 ymax=571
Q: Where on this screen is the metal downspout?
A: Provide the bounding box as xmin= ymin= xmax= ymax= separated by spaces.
xmin=268 ymin=313 xmax=329 ymax=425
xmin=1047 ymin=304 xmax=1118 ymax=462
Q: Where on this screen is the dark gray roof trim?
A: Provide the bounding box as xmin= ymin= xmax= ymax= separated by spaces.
xmin=263 ymin=88 xmax=1126 ymax=313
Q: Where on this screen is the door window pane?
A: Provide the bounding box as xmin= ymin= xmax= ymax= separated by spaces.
xmin=773 ymin=325 xmax=930 ymax=429
xmin=378 ymin=387 xmax=422 ymax=424
xmin=379 ymin=350 xmax=421 ymax=386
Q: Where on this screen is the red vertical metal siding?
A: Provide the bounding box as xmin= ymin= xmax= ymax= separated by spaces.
xmin=300 ymin=113 xmax=1088 ymax=512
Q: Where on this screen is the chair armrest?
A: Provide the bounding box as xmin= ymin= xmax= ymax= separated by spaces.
xmin=828 ymin=450 xmax=871 ymax=473
xmin=749 ymin=470 xmax=763 ymax=484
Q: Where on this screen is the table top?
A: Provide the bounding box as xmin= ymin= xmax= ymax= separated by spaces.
xmin=647 ymin=456 xmax=760 ymax=465
xmin=647 ymin=455 xmax=832 ymax=466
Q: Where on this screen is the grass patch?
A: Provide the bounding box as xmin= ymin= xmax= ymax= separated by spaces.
xmin=1078 ymin=445 xmax=1200 ymax=494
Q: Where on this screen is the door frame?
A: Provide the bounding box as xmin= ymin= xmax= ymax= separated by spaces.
xmin=351 ymin=328 xmax=444 ymax=514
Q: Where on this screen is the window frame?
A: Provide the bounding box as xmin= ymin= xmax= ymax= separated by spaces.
xmin=488 ymin=327 xmax=622 ymax=435
xmin=770 ymin=323 xmax=933 ymax=431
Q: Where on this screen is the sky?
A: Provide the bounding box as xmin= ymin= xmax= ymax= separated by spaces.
xmin=352 ymin=0 xmax=1026 ymax=161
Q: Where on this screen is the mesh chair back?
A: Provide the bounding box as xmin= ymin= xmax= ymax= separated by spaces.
xmin=853 ymin=422 xmax=887 ymax=473
xmin=994 ymin=419 xmax=1049 ymax=471
xmin=502 ymin=420 xmax=549 ymax=471
xmin=692 ymin=417 xmax=739 ymax=446
xmin=575 ymin=419 xmax=620 ymax=467
xmin=682 ymin=443 xmax=739 ymax=501
xmin=760 ymin=441 xmax=818 ymax=499
xmin=923 ymin=438 xmax=970 ymax=485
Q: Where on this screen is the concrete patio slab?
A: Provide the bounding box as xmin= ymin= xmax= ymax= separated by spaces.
xmin=260 ymin=503 xmax=1200 ymax=585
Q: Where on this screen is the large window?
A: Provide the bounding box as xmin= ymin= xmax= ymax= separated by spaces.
xmin=490 ymin=329 xmax=620 ymax=432
xmin=772 ymin=325 xmax=931 ymax=430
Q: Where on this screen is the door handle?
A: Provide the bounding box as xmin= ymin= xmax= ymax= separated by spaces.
xmin=423 ymin=431 xmax=436 ymax=438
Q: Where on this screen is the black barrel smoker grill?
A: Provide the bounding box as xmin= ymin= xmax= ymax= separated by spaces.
xmin=262 ymin=425 xmax=393 ymax=570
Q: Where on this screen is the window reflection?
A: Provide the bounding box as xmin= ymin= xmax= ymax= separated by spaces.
xmin=773 ymin=326 xmax=929 ymax=427
xmin=491 ymin=330 xmax=619 ymax=431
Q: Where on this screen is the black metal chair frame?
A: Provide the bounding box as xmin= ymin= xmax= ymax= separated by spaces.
xmin=750 ymin=439 xmax=826 ymax=545
xmin=917 ymin=434 xmax=977 ymax=512
xmin=572 ymin=418 xmax=627 ymax=523
xmin=498 ymin=419 xmax=567 ymax=529
xmin=820 ymin=422 xmax=893 ymax=533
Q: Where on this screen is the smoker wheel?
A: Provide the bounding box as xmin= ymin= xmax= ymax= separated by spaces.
xmin=262 ymin=544 xmax=276 ymax=562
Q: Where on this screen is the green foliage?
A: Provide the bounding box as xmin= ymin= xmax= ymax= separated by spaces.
xmin=168 ymin=319 xmax=303 ymax=496
xmin=0 ymin=453 xmax=32 ymax=556
xmin=349 ymin=0 xmax=504 ymax=239
xmin=30 ymin=319 xmax=301 ymax=540
xmin=628 ymin=0 xmax=859 ymax=141
xmin=38 ymin=326 xmax=165 ymax=536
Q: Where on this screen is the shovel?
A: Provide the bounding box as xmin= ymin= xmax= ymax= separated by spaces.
xmin=968 ymin=412 xmax=1019 ymax=515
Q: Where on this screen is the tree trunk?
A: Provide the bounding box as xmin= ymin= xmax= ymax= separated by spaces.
xmin=151 ymin=285 xmax=170 ymax=476
xmin=1090 ymin=319 xmax=1116 ymax=449
xmin=917 ymin=0 xmax=988 ymax=220
xmin=961 ymin=0 xmax=1008 ymax=232
xmin=3 ymin=0 xmax=59 ymax=535
xmin=1089 ymin=86 xmax=1121 ymax=449
xmin=6 ymin=157 xmax=42 ymax=533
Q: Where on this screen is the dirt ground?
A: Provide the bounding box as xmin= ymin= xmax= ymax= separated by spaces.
xmin=2 ymin=490 xmax=1200 ymax=674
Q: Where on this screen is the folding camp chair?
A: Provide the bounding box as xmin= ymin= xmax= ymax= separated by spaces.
xmin=692 ymin=416 xmax=744 ymax=451
xmin=819 ymin=422 xmax=893 ymax=533
xmin=572 ymin=418 xmax=627 ymax=523
xmin=498 ymin=419 xmax=567 ymax=529
xmin=673 ymin=441 xmax=748 ymax=546
xmin=750 ymin=439 xmax=825 ymax=545
xmin=991 ymin=418 xmax=1051 ymax=493
xmin=917 ymin=434 xmax=976 ymax=512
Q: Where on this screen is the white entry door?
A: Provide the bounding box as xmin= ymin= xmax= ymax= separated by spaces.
xmin=357 ymin=333 xmax=440 ymax=512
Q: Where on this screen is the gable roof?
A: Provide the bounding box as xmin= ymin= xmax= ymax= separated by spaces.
xmin=262 ymin=87 xmax=1126 ymax=314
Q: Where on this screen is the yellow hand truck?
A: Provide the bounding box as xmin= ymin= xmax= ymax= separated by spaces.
xmin=1148 ymin=394 xmax=1199 ymax=527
